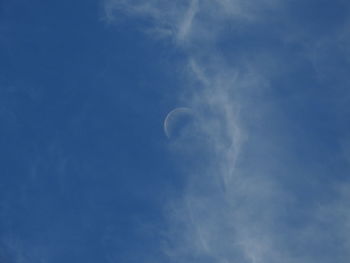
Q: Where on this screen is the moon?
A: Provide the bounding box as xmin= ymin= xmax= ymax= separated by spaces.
xmin=164 ymin=107 xmax=195 ymax=138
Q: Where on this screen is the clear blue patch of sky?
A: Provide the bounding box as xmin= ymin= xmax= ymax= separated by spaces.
xmin=0 ymin=0 xmax=188 ymax=262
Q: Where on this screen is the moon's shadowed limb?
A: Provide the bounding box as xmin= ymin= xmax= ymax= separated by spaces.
xmin=164 ymin=107 xmax=195 ymax=139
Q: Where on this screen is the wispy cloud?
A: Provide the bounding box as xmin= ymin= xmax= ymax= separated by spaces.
xmin=104 ymin=0 xmax=282 ymax=44
xmin=105 ymin=0 xmax=350 ymax=262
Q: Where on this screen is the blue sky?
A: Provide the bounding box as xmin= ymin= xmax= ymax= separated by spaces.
xmin=1 ymin=0 xmax=350 ymax=262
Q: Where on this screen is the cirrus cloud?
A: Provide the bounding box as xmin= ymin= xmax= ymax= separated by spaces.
xmin=104 ymin=1 xmax=350 ymax=262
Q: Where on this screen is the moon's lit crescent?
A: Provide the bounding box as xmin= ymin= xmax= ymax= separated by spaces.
xmin=164 ymin=107 xmax=192 ymax=138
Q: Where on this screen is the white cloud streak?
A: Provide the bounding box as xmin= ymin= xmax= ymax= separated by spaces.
xmin=105 ymin=1 xmax=350 ymax=262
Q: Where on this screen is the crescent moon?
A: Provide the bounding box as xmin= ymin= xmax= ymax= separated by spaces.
xmin=164 ymin=107 xmax=193 ymax=138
